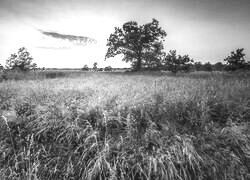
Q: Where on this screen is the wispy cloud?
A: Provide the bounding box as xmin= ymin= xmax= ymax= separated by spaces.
xmin=39 ymin=30 xmax=97 ymax=46
xmin=36 ymin=46 xmax=71 ymax=50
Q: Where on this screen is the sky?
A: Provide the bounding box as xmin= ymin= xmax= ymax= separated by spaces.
xmin=0 ymin=0 xmax=249 ymax=68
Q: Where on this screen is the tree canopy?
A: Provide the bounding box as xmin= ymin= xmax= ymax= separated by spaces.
xmin=162 ymin=50 xmax=193 ymax=73
xmin=105 ymin=19 xmax=167 ymax=71
xmin=6 ymin=47 xmax=37 ymax=71
xmin=82 ymin=64 xmax=89 ymax=71
xmin=93 ymin=62 xmax=98 ymax=71
xmin=0 ymin=64 xmax=3 ymax=71
xmin=224 ymin=48 xmax=249 ymax=71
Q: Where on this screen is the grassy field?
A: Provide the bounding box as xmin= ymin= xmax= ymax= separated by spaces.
xmin=0 ymin=71 xmax=250 ymax=180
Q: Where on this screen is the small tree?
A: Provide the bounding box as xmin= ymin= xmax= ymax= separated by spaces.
xmin=5 ymin=47 xmax=37 ymax=71
xmin=82 ymin=64 xmax=89 ymax=71
xmin=163 ymin=50 xmax=193 ymax=73
xmin=105 ymin=19 xmax=167 ymax=71
xmin=93 ymin=62 xmax=98 ymax=71
xmin=224 ymin=48 xmax=249 ymax=71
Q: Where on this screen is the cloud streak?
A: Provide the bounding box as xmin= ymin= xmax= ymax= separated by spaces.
xmin=36 ymin=46 xmax=71 ymax=50
xmin=39 ymin=30 xmax=97 ymax=46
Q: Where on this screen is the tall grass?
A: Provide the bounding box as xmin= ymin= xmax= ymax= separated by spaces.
xmin=0 ymin=70 xmax=86 ymax=81
xmin=0 ymin=71 xmax=250 ymax=179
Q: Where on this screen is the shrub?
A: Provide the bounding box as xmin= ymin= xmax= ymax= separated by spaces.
xmin=93 ymin=62 xmax=98 ymax=71
xmin=104 ymin=66 xmax=112 ymax=71
xmin=82 ymin=65 xmax=89 ymax=71
xmin=0 ymin=64 xmax=3 ymax=71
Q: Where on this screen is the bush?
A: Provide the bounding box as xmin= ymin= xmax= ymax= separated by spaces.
xmin=82 ymin=65 xmax=89 ymax=71
xmin=0 ymin=64 xmax=3 ymax=71
xmin=104 ymin=66 xmax=112 ymax=71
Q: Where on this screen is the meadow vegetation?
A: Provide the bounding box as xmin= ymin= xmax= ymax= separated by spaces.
xmin=0 ymin=71 xmax=250 ymax=180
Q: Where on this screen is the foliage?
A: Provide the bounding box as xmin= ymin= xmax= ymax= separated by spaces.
xmin=93 ymin=62 xmax=98 ymax=71
xmin=143 ymin=42 xmax=165 ymax=70
xmin=163 ymin=50 xmax=194 ymax=73
xmin=0 ymin=64 xmax=3 ymax=71
xmin=193 ymin=62 xmax=203 ymax=71
xmin=202 ymin=62 xmax=213 ymax=72
xmin=105 ymin=19 xmax=167 ymax=71
xmin=105 ymin=19 xmax=249 ymax=73
xmin=104 ymin=66 xmax=112 ymax=71
xmin=193 ymin=62 xmax=225 ymax=72
xmin=5 ymin=47 xmax=37 ymax=71
xmin=213 ymin=62 xmax=224 ymax=71
xmin=224 ymin=48 xmax=249 ymax=71
xmin=82 ymin=64 xmax=89 ymax=71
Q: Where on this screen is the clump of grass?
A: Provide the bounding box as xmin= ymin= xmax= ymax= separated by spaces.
xmin=0 ymin=86 xmax=16 ymax=111
xmin=44 ymin=72 xmax=67 ymax=79
xmin=0 ymin=70 xmax=85 ymax=82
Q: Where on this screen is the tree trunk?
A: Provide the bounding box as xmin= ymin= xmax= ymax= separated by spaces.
xmin=135 ymin=56 xmax=142 ymax=71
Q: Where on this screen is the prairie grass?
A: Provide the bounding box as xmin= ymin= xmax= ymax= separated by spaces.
xmin=0 ymin=71 xmax=250 ymax=179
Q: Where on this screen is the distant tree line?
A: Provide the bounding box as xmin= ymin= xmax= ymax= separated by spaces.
xmin=138 ymin=48 xmax=250 ymax=73
xmin=192 ymin=48 xmax=250 ymax=72
xmin=81 ymin=63 xmax=113 ymax=72
xmin=105 ymin=19 xmax=250 ymax=73
xmin=1 ymin=20 xmax=249 ymax=74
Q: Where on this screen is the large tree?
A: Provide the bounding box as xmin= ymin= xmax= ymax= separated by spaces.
xmin=6 ymin=47 xmax=37 ymax=71
xmin=105 ymin=19 xmax=167 ymax=71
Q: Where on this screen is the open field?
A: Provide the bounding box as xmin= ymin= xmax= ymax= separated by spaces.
xmin=0 ymin=71 xmax=250 ymax=179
